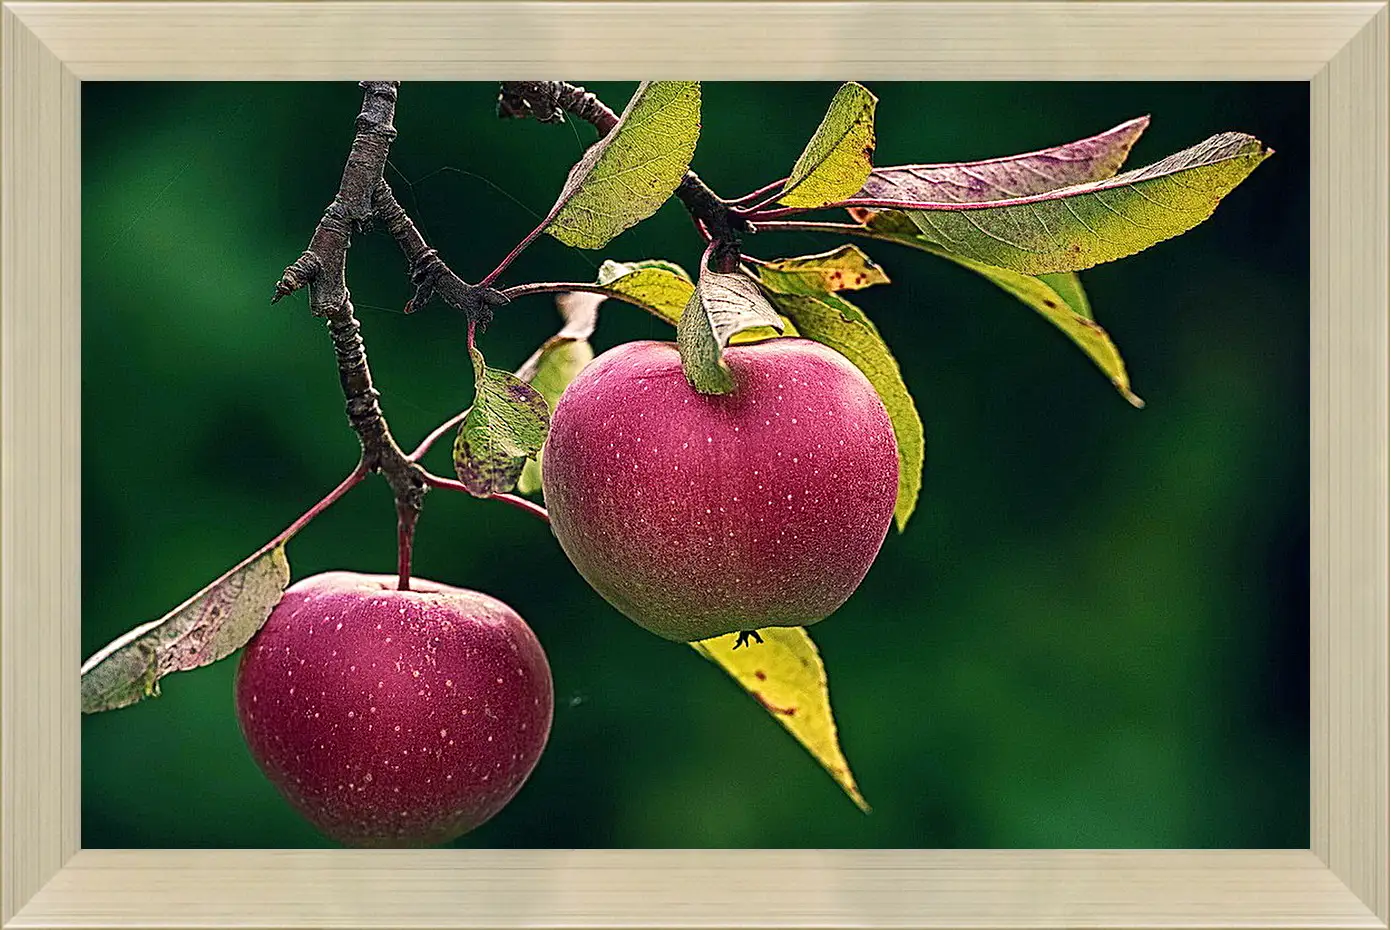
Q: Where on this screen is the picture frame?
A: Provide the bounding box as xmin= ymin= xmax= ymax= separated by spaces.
xmin=2 ymin=2 xmax=1385 ymax=927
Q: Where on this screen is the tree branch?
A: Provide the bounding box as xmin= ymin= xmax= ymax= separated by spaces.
xmin=498 ymin=81 xmax=618 ymax=135
xmin=497 ymin=80 xmax=747 ymax=270
xmin=273 ymin=80 xmax=427 ymax=588
xmin=372 ymin=180 xmax=509 ymax=324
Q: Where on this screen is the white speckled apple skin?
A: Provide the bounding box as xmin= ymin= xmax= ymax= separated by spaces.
xmin=235 ymin=572 xmax=553 ymax=847
xmin=543 ymin=339 xmax=899 ymax=642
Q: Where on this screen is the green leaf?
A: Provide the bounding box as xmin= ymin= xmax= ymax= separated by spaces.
xmin=855 ymin=211 xmax=1141 ymax=406
xmin=892 ymin=132 xmax=1272 ymax=274
xmin=81 ymin=543 xmax=291 ymax=713
xmin=755 ymin=245 xmax=890 ymax=296
xmin=779 ymin=82 xmax=878 ymax=209
xmin=760 ymin=287 xmax=924 ymax=531
xmin=594 ymin=258 xmax=695 ymax=325
xmin=729 ymin=313 xmax=800 ymax=345
xmin=853 ymin=115 xmax=1150 ymax=205
xmin=454 ymin=346 xmax=551 ymax=495
xmin=677 ymin=268 xmax=784 ymax=394
xmin=544 ymin=81 xmax=702 ymax=250
xmin=515 ymin=293 xmax=601 ymax=495
xmin=691 ymin=627 xmax=869 ymax=812
xmin=1037 ymin=272 xmax=1093 ymax=320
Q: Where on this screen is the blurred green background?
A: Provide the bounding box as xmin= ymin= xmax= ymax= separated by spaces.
xmin=82 ymin=82 xmax=1309 ymax=849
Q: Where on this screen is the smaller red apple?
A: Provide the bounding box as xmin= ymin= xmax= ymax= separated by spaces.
xmin=235 ymin=572 xmax=552 ymax=847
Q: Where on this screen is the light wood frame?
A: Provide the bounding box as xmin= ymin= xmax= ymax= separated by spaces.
xmin=2 ymin=2 xmax=1386 ymax=927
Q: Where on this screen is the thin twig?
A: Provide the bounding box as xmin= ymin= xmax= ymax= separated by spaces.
xmin=372 ymin=180 xmax=510 ymax=324
xmin=272 ymin=80 xmax=428 ymax=585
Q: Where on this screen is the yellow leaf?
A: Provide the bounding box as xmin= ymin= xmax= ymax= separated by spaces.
xmin=691 ymin=627 xmax=869 ymax=812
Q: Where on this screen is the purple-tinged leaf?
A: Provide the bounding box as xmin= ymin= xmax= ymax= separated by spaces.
xmin=454 ymin=346 xmax=550 ymax=495
xmin=855 ymin=116 xmax=1149 ymax=206
xmin=853 ymin=132 xmax=1271 ymax=275
xmin=81 ymin=543 xmax=292 ymax=713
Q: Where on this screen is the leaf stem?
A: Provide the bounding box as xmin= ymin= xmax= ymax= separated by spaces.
xmin=752 ymin=219 xmax=865 ymax=234
xmin=728 ymin=178 xmax=787 ymax=209
xmin=408 ymin=411 xmax=469 ymax=462
xmin=749 ymin=219 xmax=894 ymax=245
xmin=421 ymin=471 xmax=551 ymax=524
xmin=501 ymin=281 xmax=606 ymax=301
xmin=478 ymin=217 xmax=551 ymax=289
xmin=279 ymin=460 xmax=372 ymax=546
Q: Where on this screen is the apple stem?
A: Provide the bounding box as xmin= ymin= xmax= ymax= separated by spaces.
xmin=396 ymin=498 xmax=420 ymax=591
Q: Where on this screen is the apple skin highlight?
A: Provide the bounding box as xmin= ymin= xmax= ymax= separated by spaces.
xmin=543 ymin=338 xmax=899 ymax=643
xmin=235 ymin=572 xmax=553 ymax=847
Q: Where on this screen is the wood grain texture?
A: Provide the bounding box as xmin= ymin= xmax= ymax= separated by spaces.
xmin=0 ymin=2 xmax=1386 ymax=928
xmin=7 ymin=850 xmax=1385 ymax=929
xmin=5 ymin=2 xmax=1385 ymax=80
xmin=1310 ymin=6 xmax=1390 ymax=922
xmin=0 ymin=4 xmax=81 ymax=925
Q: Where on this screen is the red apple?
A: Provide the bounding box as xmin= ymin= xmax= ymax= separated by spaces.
xmin=235 ymin=572 xmax=552 ymax=847
xmin=542 ymin=338 xmax=899 ymax=642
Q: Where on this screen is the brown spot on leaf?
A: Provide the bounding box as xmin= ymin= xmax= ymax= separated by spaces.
xmin=753 ymin=670 xmax=767 ymax=681
xmin=751 ymin=690 xmax=797 ymax=716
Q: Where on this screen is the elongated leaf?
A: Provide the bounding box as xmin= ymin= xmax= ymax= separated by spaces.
xmin=875 ymin=132 xmax=1271 ymax=275
xmin=756 ymin=245 xmax=890 ymax=296
xmin=855 ymin=211 xmax=1141 ymax=406
xmin=677 ymin=269 xmax=784 ymax=394
xmin=855 ymin=116 xmax=1149 ymax=205
xmin=760 ymin=286 xmax=924 ymax=530
xmin=516 ymin=293 xmax=601 ymax=495
xmin=82 ymin=543 xmax=291 ymax=713
xmin=454 ymin=346 xmax=551 ymax=495
xmin=691 ymin=627 xmax=868 ymax=812
xmin=544 ymin=81 xmax=701 ymax=249
xmin=779 ymin=83 xmax=877 ymax=209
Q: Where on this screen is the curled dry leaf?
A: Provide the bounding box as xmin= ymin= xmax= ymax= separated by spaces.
xmin=82 ymin=543 xmax=292 ymax=713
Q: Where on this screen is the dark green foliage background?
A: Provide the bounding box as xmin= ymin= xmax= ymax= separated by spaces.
xmin=82 ymin=82 xmax=1309 ymax=848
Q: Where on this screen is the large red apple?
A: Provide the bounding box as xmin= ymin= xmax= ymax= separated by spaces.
xmin=235 ymin=572 xmax=552 ymax=847
xmin=542 ymin=338 xmax=899 ymax=642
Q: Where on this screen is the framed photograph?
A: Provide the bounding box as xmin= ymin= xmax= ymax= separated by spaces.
xmin=2 ymin=3 xmax=1386 ymax=928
